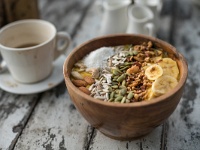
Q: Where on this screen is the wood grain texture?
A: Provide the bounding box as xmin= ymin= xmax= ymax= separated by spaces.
xmin=90 ymin=126 xmax=163 ymax=150
xmin=14 ymin=89 xmax=90 ymax=150
xmin=163 ymin=0 xmax=200 ymax=149
xmin=0 ymin=92 xmax=40 ymax=149
xmin=1 ymin=0 xmax=200 ymax=149
xmin=13 ymin=0 xmax=94 ymax=150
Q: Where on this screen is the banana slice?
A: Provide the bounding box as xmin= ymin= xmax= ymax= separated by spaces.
xmin=145 ymin=88 xmax=155 ymax=100
xmin=145 ymin=64 xmax=163 ymax=80
xmin=152 ymin=75 xmax=178 ymax=96
xmin=158 ymin=58 xmax=179 ymax=79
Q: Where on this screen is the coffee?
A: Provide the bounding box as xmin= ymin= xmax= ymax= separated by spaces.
xmin=16 ymin=43 xmax=40 ymax=48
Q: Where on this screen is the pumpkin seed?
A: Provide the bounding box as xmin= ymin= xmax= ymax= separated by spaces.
xmin=120 ymin=66 xmax=129 ymax=71
xmin=127 ymin=91 xmax=134 ymax=99
xmin=119 ymin=85 xmax=126 ymax=89
xmin=112 ymin=81 xmax=118 ymax=85
xmin=111 ymin=85 xmax=118 ymax=89
xmin=113 ymin=69 xmax=119 ymax=75
xmin=112 ymin=67 xmax=121 ymax=73
xmin=110 ymin=91 xmax=115 ymax=99
xmin=120 ymin=88 xmax=127 ymax=96
xmin=120 ymin=62 xmax=132 ymax=67
xmin=114 ymin=95 xmax=123 ymax=102
xmin=108 ymin=86 xmax=112 ymax=92
xmin=122 ymin=80 xmax=126 ymax=86
xmin=121 ymin=97 xmax=126 ymax=103
xmin=108 ymin=99 xmax=114 ymax=102
xmin=116 ymin=68 xmax=122 ymax=73
xmin=113 ymin=75 xmax=119 ymax=79
xmin=132 ymin=50 xmax=138 ymax=55
xmin=117 ymin=74 xmax=126 ymax=82
xmin=115 ymin=90 xmax=120 ymax=94
xmin=114 ymin=92 xmax=121 ymax=97
xmin=112 ymin=78 xmax=117 ymax=81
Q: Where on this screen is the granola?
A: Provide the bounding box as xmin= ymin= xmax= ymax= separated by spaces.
xmin=70 ymin=41 xmax=179 ymax=103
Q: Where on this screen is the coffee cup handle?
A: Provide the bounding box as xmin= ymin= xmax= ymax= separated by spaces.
xmin=54 ymin=32 xmax=71 ymax=59
xmin=144 ymin=23 xmax=155 ymax=37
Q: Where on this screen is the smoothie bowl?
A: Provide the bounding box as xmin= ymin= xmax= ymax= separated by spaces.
xmin=63 ymin=34 xmax=188 ymax=140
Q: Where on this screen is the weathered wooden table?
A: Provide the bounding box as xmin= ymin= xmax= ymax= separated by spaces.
xmin=0 ymin=0 xmax=200 ymax=149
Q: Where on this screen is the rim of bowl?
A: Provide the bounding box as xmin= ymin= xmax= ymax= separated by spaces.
xmin=63 ymin=34 xmax=188 ymax=108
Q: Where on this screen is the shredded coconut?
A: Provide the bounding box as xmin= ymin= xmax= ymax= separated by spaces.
xmin=83 ymin=47 xmax=115 ymax=68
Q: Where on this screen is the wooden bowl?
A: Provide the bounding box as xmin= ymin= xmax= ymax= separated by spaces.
xmin=63 ymin=34 xmax=188 ymax=140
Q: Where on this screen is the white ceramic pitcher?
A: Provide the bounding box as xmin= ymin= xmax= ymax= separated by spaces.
xmin=126 ymin=4 xmax=155 ymax=37
xmin=99 ymin=0 xmax=131 ymax=35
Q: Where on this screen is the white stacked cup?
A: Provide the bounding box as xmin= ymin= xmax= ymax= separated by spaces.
xmin=126 ymin=4 xmax=155 ymax=36
xmin=135 ymin=0 xmax=163 ymax=34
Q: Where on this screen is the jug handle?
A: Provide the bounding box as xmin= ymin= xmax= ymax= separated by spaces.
xmin=144 ymin=23 xmax=155 ymax=37
xmin=158 ymin=0 xmax=163 ymax=12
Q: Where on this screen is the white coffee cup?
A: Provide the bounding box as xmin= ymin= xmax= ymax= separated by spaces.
xmin=126 ymin=5 xmax=155 ymax=36
xmin=0 ymin=19 xmax=71 ymax=83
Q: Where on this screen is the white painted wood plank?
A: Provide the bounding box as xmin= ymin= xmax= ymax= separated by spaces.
xmin=0 ymin=92 xmax=39 ymax=149
xmin=15 ymin=90 xmax=91 ymax=150
xmin=0 ymin=0 xmax=93 ymax=149
xmin=70 ymin=1 xmax=102 ymax=45
xmin=9 ymin=0 xmax=200 ymax=149
xmin=90 ymin=126 xmax=162 ymax=150
xmin=164 ymin=0 xmax=200 ymax=149
xmin=14 ymin=0 xmax=93 ymax=150
xmin=39 ymin=0 xmax=92 ymax=35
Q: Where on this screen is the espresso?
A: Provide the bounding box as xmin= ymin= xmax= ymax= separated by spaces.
xmin=16 ymin=43 xmax=40 ymax=48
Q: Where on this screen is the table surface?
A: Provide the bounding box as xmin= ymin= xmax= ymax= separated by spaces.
xmin=1 ymin=0 xmax=200 ymax=149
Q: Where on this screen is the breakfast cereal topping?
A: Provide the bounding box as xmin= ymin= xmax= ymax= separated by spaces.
xmin=70 ymin=41 xmax=180 ymax=103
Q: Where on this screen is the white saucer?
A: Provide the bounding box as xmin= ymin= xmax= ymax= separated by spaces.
xmin=0 ymin=55 xmax=66 ymax=95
